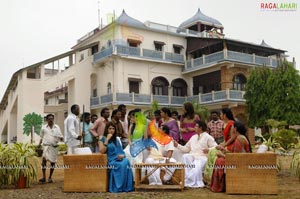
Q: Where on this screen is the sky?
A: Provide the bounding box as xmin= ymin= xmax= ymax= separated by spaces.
xmin=0 ymin=0 xmax=299 ymax=100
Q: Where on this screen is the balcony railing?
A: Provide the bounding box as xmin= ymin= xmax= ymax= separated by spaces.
xmin=184 ymin=50 xmax=279 ymax=71
xmin=90 ymin=89 xmax=246 ymax=108
xmin=93 ymin=45 xmax=185 ymax=64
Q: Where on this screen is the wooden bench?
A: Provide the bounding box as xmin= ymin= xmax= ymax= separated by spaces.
xmin=135 ymin=163 xmax=185 ymax=192
xmin=225 ymin=153 xmax=278 ymax=195
xmin=63 ymin=154 xmax=108 ymax=192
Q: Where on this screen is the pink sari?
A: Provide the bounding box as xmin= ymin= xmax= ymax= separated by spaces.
xmin=210 ymin=135 xmax=250 ymax=192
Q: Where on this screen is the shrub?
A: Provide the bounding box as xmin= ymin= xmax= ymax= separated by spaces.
xmin=273 ymin=129 xmax=296 ymax=151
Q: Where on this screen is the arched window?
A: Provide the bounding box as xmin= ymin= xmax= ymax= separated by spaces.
xmin=90 ymin=74 xmax=97 ymax=97
xmin=233 ymin=74 xmax=247 ymax=91
xmin=151 ymin=77 xmax=169 ymax=95
xmin=171 ymin=78 xmax=188 ymax=96
xmin=107 ymin=82 xmax=112 ymax=94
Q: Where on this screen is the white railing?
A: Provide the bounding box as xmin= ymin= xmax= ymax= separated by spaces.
xmin=90 ymin=89 xmax=246 ymax=107
xmin=185 ymin=50 xmax=281 ymax=70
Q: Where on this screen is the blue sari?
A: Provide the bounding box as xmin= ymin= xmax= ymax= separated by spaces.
xmin=101 ymin=137 xmax=134 ymax=193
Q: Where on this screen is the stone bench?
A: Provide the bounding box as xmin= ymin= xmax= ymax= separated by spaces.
xmin=63 ymin=154 xmax=108 ymax=192
xmin=134 ymin=163 xmax=185 ymax=192
xmin=225 ymin=153 xmax=278 ymax=195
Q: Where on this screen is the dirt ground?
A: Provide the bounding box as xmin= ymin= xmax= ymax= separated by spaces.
xmin=0 ymin=155 xmax=299 ymax=199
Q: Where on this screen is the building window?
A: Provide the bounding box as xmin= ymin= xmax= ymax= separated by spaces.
xmin=91 ymin=45 xmax=99 ymax=55
xmin=129 ymin=81 xmax=139 ymax=94
xmin=91 ymin=74 xmax=97 ymax=97
xmin=27 ymin=67 xmax=41 ymax=79
xmin=152 ymin=76 xmax=169 ymax=95
xmin=171 ymin=78 xmax=187 ymax=96
xmin=154 ymin=41 xmax=165 ymax=51
xmin=79 ymin=54 xmax=84 ymax=62
xmin=127 ymin=39 xmax=141 ymax=47
xmin=233 ymin=74 xmax=247 ymax=91
xmin=107 ymin=82 xmax=112 ymax=94
xmin=45 ymin=99 xmax=48 ymax=105
xmin=173 ymin=44 xmax=184 ymax=54
xmin=92 ymin=89 xmax=97 ymax=97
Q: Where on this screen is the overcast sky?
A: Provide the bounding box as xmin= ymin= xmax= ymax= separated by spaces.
xmin=1 ymin=0 xmax=299 ymax=100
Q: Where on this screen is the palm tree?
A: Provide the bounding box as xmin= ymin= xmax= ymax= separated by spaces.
xmin=23 ymin=112 xmax=43 ymax=144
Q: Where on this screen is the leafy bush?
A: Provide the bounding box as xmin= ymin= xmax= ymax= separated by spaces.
xmin=272 ymin=129 xmax=296 ymax=151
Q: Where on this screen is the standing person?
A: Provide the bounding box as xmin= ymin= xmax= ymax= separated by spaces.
xmin=174 ymin=120 xmax=217 ymax=188
xmin=64 ymin=104 xmax=82 ymax=154
xmin=81 ymin=112 xmax=94 ymax=152
xmin=99 ymin=122 xmax=134 ymax=193
xmin=118 ymin=104 xmax=129 ymax=148
xmin=38 ymin=114 xmax=63 ymax=183
xmin=91 ymin=114 xmax=98 ymax=124
xmin=111 ymin=109 xmax=127 ymax=149
xmin=90 ymin=107 xmax=110 ymax=152
xmin=219 ymin=108 xmax=235 ymax=151
xmin=207 ymin=111 xmax=224 ymax=144
xmin=180 ymin=102 xmax=200 ymax=144
xmin=154 ymin=110 xmax=162 ymax=128
xmin=160 ymin=107 xmax=180 ymax=142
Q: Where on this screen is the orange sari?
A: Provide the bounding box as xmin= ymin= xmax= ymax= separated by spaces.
xmin=223 ymin=120 xmax=234 ymax=151
xmin=210 ymin=135 xmax=250 ymax=192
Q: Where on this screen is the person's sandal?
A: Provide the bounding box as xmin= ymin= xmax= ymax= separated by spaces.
xmin=39 ymin=178 xmax=46 ymax=183
xmin=48 ymin=178 xmax=53 ymax=183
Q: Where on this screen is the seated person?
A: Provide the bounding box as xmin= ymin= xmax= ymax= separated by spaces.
xmin=99 ymin=122 xmax=134 ymax=193
xmin=174 ymin=120 xmax=217 ymax=188
xmin=210 ymin=121 xmax=252 ymax=192
xmin=145 ymin=125 xmax=177 ymax=185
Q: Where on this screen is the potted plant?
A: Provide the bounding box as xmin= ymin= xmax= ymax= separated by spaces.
xmin=0 ymin=143 xmax=38 ymax=188
xmin=291 ymin=137 xmax=300 ymax=181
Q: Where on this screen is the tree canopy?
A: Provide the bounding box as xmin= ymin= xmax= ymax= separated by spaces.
xmin=244 ymin=61 xmax=300 ymax=127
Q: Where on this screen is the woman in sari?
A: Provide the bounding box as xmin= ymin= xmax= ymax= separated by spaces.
xmin=99 ymin=122 xmax=134 ymax=193
xmin=210 ymin=121 xmax=252 ymax=192
xmin=180 ymin=102 xmax=200 ymax=144
xmin=204 ymin=108 xmax=235 ymax=186
xmin=220 ymin=108 xmax=235 ymax=151
xmin=161 ymin=107 xmax=180 ymax=142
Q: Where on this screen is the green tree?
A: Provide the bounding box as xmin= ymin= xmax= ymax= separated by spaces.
xmin=245 ymin=62 xmax=300 ymax=127
xmin=192 ymin=102 xmax=210 ymax=122
xmin=267 ymin=62 xmax=300 ymax=124
xmin=23 ymin=112 xmax=43 ymax=144
xmin=244 ymin=66 xmax=272 ymax=127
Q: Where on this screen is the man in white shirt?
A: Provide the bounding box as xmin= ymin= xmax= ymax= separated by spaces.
xmin=38 ymin=114 xmax=63 ymax=183
xmin=64 ymin=104 xmax=82 ymax=154
xmin=174 ymin=120 xmax=217 ymax=188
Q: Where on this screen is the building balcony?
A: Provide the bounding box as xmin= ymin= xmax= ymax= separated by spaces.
xmin=93 ymin=45 xmax=185 ymax=64
xmin=184 ymin=50 xmax=280 ymax=72
xmin=90 ymin=89 xmax=245 ymax=108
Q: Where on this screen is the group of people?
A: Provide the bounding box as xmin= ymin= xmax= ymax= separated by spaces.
xmin=38 ymin=102 xmax=252 ymax=193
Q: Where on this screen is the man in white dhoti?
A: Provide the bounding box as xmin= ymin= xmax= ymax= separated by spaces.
xmin=64 ymin=104 xmax=82 ymax=154
xmin=38 ymin=114 xmax=63 ymax=183
xmin=174 ymin=120 xmax=217 ymax=188
xmin=145 ymin=125 xmax=177 ymax=185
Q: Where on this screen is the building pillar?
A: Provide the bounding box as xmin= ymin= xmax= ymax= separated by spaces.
xmin=197 ymin=22 xmax=201 ymax=32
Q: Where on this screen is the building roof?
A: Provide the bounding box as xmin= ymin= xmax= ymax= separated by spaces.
xmin=116 ymin=10 xmax=146 ymax=28
xmin=179 ymin=8 xmax=223 ymax=29
xmin=260 ymin=39 xmax=273 ymax=48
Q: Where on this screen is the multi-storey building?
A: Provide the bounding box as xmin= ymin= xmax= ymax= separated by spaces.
xmin=0 ymin=8 xmax=291 ymax=143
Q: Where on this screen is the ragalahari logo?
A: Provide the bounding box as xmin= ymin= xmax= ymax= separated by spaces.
xmin=260 ymin=2 xmax=297 ymax=11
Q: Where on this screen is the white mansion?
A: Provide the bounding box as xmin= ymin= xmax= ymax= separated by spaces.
xmin=0 ymin=9 xmax=292 ymax=143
